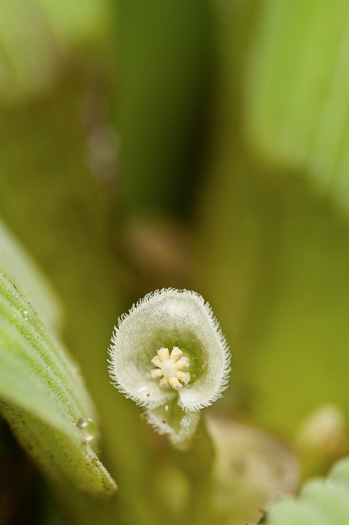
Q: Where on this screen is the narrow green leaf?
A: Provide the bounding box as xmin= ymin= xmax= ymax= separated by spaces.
xmin=0 ymin=218 xmax=62 ymax=332
xmin=0 ymin=270 xmax=116 ymax=495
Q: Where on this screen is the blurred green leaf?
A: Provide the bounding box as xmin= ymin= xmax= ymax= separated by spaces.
xmin=199 ymin=147 xmax=349 ymax=436
xmin=114 ymin=0 xmax=212 ymax=219
xmin=246 ymin=0 xmax=349 ymax=211
xmin=198 ymin=0 xmax=349 ymax=437
xmin=35 ymin=0 xmax=107 ymax=48
xmin=207 ymin=415 xmax=298 ymax=525
xmin=0 ymin=60 xmax=171 ymax=525
xmin=0 ymin=218 xmax=62 ymax=332
xmin=0 ymin=270 xmax=116 ymax=495
xmin=0 ymin=0 xmax=107 ymax=102
xmin=260 ymin=456 xmax=349 ymax=524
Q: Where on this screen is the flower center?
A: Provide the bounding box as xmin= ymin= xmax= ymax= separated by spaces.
xmin=151 ymin=347 xmax=190 ymax=390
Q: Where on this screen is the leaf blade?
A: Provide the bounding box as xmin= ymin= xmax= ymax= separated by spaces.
xmin=0 ymin=270 xmax=117 ymax=496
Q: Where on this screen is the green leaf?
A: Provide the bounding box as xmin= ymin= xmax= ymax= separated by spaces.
xmin=0 ymin=218 xmax=62 ymax=332
xmin=0 ymin=270 xmax=116 ymax=495
xmin=246 ymin=0 xmax=349 ymax=212
xmin=199 ymin=147 xmax=349 ymax=435
xmin=115 ymin=0 xmax=212 ymax=219
xmin=0 ymin=0 xmax=107 ymax=102
xmin=260 ymin=456 xmax=349 ymax=524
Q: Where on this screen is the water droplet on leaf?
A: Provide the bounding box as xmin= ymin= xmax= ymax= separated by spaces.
xmin=77 ymin=418 xmax=96 ymax=442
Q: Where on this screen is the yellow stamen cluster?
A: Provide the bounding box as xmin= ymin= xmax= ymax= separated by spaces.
xmin=151 ymin=347 xmax=190 ymax=390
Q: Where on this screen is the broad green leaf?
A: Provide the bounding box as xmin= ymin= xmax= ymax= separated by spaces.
xmin=260 ymin=456 xmax=349 ymax=524
xmin=0 ymin=218 xmax=62 ymax=332
xmin=0 ymin=270 xmax=116 ymax=495
xmin=198 ymin=0 xmax=349 ymax=437
xmin=246 ymin=0 xmax=349 ymax=212
xmin=199 ymin=149 xmax=349 ymax=435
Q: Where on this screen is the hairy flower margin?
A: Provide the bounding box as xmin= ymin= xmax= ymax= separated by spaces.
xmin=108 ymin=288 xmax=231 ymax=447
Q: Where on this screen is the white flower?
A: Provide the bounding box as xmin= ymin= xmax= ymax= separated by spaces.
xmin=108 ymin=288 xmax=230 ymax=446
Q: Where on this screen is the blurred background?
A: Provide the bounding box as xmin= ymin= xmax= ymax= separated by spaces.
xmin=1 ymin=0 xmax=349 ymax=524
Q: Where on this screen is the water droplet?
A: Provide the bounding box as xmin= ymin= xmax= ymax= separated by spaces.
xmin=77 ymin=418 xmax=96 ymax=442
xmin=164 ymin=405 xmax=169 ymax=412
xmin=23 ymin=311 xmax=28 ymax=320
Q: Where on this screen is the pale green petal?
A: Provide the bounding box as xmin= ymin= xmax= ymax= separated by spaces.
xmin=108 ymin=288 xmax=230 ymax=411
xmin=145 ymin=401 xmax=200 ymax=451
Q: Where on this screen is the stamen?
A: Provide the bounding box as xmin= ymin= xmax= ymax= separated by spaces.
xmin=170 ymin=347 xmax=183 ymax=360
xmin=176 ymin=357 xmax=189 ymax=369
xmin=176 ymin=371 xmax=190 ymax=384
xmin=151 ymin=368 xmax=162 ymax=379
xmin=169 ymin=377 xmax=181 ymax=389
xmin=158 ymin=348 xmax=170 ymax=361
xmin=150 ymin=347 xmax=191 ymax=390
xmin=151 ymin=356 xmax=162 ymax=368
